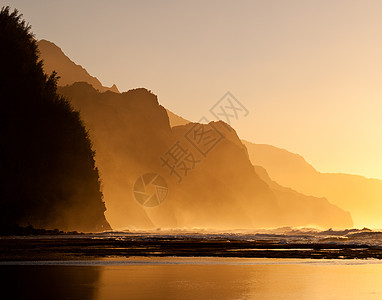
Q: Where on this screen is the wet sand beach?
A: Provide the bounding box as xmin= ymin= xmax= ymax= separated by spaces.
xmin=1 ymin=258 xmax=382 ymax=300
xmin=2 ymin=232 xmax=382 ymax=299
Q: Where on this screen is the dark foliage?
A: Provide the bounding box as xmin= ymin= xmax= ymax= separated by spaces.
xmin=0 ymin=7 xmax=110 ymax=231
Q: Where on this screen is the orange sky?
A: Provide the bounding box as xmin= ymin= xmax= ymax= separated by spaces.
xmin=7 ymin=0 xmax=382 ymax=179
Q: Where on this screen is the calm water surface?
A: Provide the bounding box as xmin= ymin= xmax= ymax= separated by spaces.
xmin=1 ymin=258 xmax=382 ymax=300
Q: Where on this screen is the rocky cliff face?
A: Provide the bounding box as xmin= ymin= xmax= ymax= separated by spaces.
xmin=59 ymin=83 xmax=353 ymax=229
xmin=59 ymin=83 xmax=170 ymax=228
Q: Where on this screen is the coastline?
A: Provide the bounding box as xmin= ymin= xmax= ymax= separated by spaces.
xmin=1 ymin=232 xmax=382 ymax=261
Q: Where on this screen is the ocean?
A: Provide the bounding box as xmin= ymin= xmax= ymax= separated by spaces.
xmin=1 ymin=228 xmax=382 ymax=299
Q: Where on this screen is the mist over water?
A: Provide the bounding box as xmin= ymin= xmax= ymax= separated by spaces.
xmin=69 ymin=226 xmax=382 ymax=247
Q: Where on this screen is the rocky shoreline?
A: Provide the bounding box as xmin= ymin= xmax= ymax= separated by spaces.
xmin=1 ymin=234 xmax=382 ymax=261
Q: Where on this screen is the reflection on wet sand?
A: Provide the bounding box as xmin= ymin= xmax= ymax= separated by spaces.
xmin=1 ymin=265 xmax=100 ymax=300
xmin=2 ymin=258 xmax=382 ymax=300
xmin=96 ymin=261 xmax=382 ymax=300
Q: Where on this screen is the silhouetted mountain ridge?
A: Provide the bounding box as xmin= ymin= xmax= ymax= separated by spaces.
xmin=38 ymin=39 xmax=119 ymax=93
xmin=243 ymin=140 xmax=382 ymax=228
xmin=37 ymin=38 xmax=353 ymax=229
xmin=165 ymin=104 xmax=382 ymax=229
xmin=59 ymin=82 xmax=352 ymax=229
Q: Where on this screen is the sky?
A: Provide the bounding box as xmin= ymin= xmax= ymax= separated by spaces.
xmin=5 ymin=0 xmax=382 ymax=180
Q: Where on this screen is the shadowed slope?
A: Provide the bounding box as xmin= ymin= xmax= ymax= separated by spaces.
xmin=254 ymin=166 xmax=352 ymax=228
